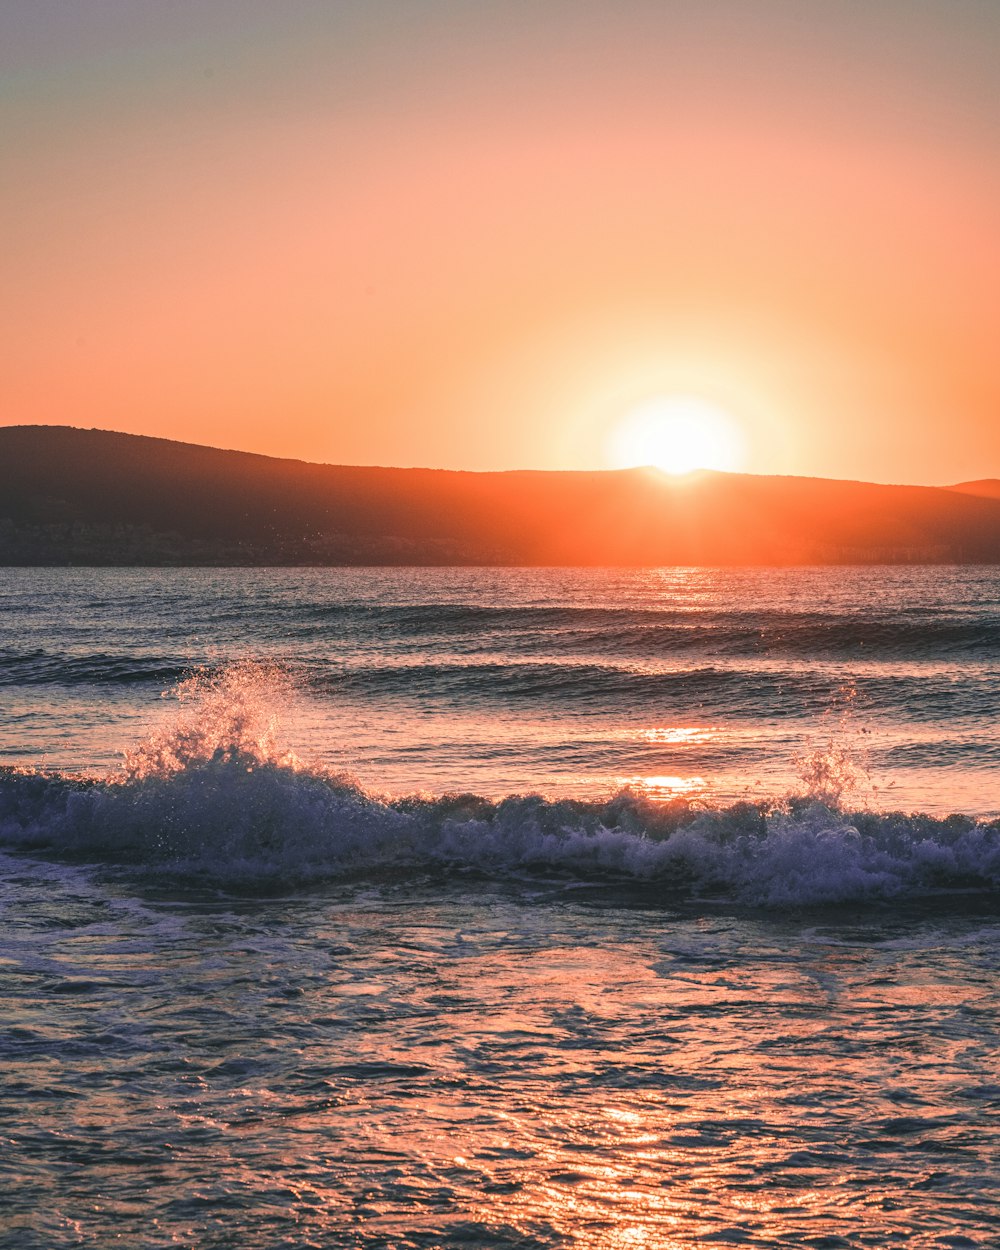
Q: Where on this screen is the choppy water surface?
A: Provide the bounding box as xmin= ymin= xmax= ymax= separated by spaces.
xmin=2 ymin=565 xmax=1000 ymax=812
xmin=2 ymin=566 xmax=1000 ymax=1246
xmin=3 ymin=862 xmax=999 ymax=1249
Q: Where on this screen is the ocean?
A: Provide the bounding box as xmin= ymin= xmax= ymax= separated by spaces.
xmin=2 ymin=566 xmax=999 ymax=1247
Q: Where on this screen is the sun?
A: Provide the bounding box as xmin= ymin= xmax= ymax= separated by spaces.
xmin=608 ymin=395 xmax=747 ymax=476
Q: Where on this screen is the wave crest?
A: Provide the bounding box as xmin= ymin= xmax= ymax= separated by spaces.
xmin=2 ymin=661 xmax=998 ymax=904
xmin=3 ymin=761 xmax=999 ymax=904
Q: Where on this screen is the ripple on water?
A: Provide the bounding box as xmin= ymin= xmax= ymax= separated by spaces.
xmin=1 ymin=861 xmax=999 ymax=1247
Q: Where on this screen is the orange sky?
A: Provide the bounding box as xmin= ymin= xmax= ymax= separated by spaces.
xmin=3 ymin=1 xmax=999 ymax=482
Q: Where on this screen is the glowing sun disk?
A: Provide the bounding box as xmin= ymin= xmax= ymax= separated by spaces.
xmin=610 ymin=396 xmax=746 ymax=475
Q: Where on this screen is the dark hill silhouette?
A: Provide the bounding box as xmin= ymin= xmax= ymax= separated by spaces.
xmin=950 ymin=480 xmax=1000 ymax=501
xmin=2 ymin=425 xmax=1000 ymax=565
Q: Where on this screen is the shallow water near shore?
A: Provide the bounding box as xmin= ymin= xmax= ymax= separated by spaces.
xmin=3 ymin=856 xmax=999 ymax=1248
xmin=2 ymin=566 xmax=999 ymax=1246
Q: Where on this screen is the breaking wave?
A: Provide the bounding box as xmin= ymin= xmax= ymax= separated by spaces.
xmin=2 ymin=662 xmax=999 ymax=905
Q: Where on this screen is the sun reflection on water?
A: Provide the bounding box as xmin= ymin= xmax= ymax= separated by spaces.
xmin=5 ymin=872 xmax=997 ymax=1248
xmin=616 ymin=773 xmax=708 ymax=800
xmin=631 ymin=726 xmax=720 ymax=746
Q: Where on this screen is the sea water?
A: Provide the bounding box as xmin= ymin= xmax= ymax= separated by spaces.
xmin=1 ymin=566 xmax=998 ymax=1247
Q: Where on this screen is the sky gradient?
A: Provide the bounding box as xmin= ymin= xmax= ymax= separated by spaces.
xmin=3 ymin=1 xmax=998 ymax=482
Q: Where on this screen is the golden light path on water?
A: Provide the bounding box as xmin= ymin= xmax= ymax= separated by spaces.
xmin=110 ymin=891 xmax=986 ymax=1248
xmin=616 ymin=773 xmax=709 ymax=801
xmin=617 ymin=728 xmax=721 ymax=802
xmin=632 ymin=727 xmax=721 ymax=745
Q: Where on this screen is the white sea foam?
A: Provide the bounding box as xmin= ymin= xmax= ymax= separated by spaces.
xmin=1 ymin=662 xmax=998 ymax=904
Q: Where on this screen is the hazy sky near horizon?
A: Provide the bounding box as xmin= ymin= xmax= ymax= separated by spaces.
xmin=3 ymin=0 xmax=999 ymax=482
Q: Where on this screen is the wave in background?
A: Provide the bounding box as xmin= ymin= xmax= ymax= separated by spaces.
xmin=2 ymin=662 xmax=998 ymax=906
xmin=2 ymin=647 xmax=994 ymax=732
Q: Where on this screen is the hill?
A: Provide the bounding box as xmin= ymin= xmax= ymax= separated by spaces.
xmin=2 ymin=425 xmax=1000 ymax=565
xmin=950 ymin=480 xmax=1000 ymax=501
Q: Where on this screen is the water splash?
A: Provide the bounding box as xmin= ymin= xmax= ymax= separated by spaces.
xmin=791 ymin=682 xmax=879 ymax=807
xmin=1 ymin=663 xmax=998 ymax=903
xmin=120 ymin=660 xmax=301 ymax=780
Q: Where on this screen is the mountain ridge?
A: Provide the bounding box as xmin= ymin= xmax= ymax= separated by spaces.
xmin=3 ymin=424 xmax=1000 ymax=565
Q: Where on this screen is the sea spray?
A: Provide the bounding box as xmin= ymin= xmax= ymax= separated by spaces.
xmin=120 ymin=659 xmax=301 ymax=779
xmin=1 ymin=661 xmax=999 ymax=902
xmin=790 ymin=681 xmax=880 ymax=808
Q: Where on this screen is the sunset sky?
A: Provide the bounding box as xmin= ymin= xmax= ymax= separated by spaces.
xmin=3 ymin=1 xmax=998 ymax=483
